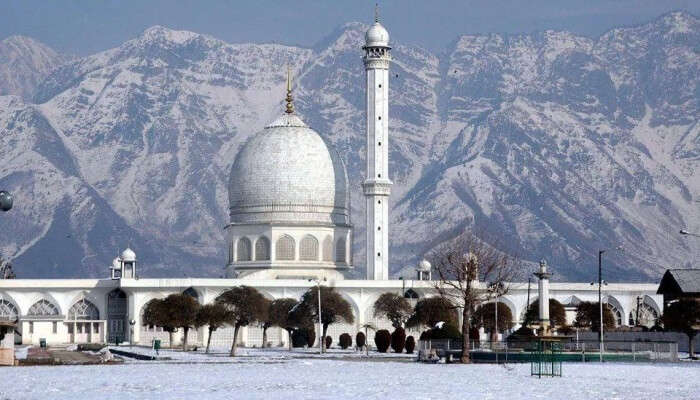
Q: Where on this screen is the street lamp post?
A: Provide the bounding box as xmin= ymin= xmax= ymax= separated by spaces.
xmin=129 ymin=319 xmax=135 ymax=348
xmin=308 ymin=278 xmax=325 ymax=354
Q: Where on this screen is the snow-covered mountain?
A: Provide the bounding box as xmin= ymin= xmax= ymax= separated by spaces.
xmin=0 ymin=12 xmax=697 ymax=281
xmin=0 ymin=36 xmax=67 ymax=100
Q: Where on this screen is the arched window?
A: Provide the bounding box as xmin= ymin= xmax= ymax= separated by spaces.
xmin=634 ymin=303 xmax=659 ymax=328
xmin=607 ymin=304 xmax=622 ymax=327
xmin=255 ymin=237 xmax=270 ymax=261
xmin=228 ymin=242 xmax=234 ymax=264
xmin=237 ymin=237 xmax=252 ymax=261
xmin=68 ymin=299 xmax=99 ymax=320
xmin=0 ymin=299 xmax=19 ymax=321
xmin=300 ymin=235 xmax=319 ymax=261
xmin=335 ymin=237 xmax=347 ymax=263
xmin=404 ymin=289 xmax=419 ymax=299
xmin=276 ymin=235 xmax=295 ymax=261
xmin=28 ymin=299 xmax=59 ymax=316
xmin=183 ymin=287 xmax=199 ymax=300
xmin=322 ymin=236 xmax=333 ymax=261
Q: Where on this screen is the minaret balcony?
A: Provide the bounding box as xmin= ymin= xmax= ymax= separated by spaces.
xmin=362 ymin=180 xmax=392 ymax=196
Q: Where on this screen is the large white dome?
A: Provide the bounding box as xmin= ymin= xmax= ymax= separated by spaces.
xmin=228 ymin=113 xmax=350 ymax=226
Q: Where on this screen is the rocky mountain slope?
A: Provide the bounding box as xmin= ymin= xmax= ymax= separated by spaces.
xmin=0 ymin=12 xmax=697 ymax=281
xmin=0 ymin=36 xmax=67 ymax=100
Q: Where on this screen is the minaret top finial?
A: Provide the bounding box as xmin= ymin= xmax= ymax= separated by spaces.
xmin=375 ymin=3 xmax=379 ymax=23
xmin=285 ymin=65 xmax=294 ymax=114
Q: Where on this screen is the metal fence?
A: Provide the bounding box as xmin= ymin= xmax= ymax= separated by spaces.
xmin=418 ymin=339 xmax=678 ymax=363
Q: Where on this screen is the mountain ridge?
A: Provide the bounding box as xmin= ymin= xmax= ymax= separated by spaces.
xmin=0 ymin=12 xmax=697 ymax=282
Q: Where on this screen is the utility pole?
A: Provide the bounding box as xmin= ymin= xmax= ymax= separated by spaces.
xmin=309 ymin=278 xmax=325 ymax=354
xmin=526 ymin=277 xmax=531 ymax=319
xmin=596 ymin=246 xmax=622 ymax=362
xmin=598 ymin=250 xmax=603 ymax=363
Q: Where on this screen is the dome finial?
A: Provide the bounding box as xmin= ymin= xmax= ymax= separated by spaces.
xmin=375 ymin=3 xmax=379 ymax=23
xmin=285 ymin=65 xmax=294 ymax=114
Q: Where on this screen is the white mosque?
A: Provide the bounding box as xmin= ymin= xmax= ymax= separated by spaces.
xmin=0 ymin=16 xmax=662 ymax=350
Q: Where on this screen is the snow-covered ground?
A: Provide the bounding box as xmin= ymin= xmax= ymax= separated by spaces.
xmin=111 ymin=345 xmax=414 ymax=362
xmin=1 ymin=356 xmax=698 ymax=399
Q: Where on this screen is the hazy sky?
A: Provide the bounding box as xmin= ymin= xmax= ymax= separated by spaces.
xmin=2 ymin=0 xmax=698 ymax=55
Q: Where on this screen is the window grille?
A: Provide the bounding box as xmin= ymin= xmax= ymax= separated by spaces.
xmin=0 ymin=299 xmax=18 ymax=321
xmin=255 ymin=237 xmax=271 ymax=261
xmin=237 ymin=237 xmax=252 ymax=261
xmin=276 ymin=235 xmax=295 ymax=260
xmin=322 ymin=236 xmax=333 ymax=261
xmin=300 ymin=235 xmax=319 ymax=261
xmin=335 ymin=238 xmax=347 ymax=263
xmin=28 ymin=299 xmax=59 ymax=316
xmin=68 ymin=299 xmax=99 ymax=320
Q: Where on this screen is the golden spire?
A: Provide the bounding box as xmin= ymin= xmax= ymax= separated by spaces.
xmin=285 ymin=66 xmax=294 ymax=114
xmin=375 ymin=3 xmax=379 ymax=23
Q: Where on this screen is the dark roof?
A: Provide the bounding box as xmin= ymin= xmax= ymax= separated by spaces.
xmin=657 ymin=269 xmax=700 ymax=295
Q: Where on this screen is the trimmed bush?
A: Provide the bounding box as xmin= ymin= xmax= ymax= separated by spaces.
xmin=325 ymin=335 xmax=332 ymax=349
xmin=374 ymin=329 xmax=391 ymax=353
xmin=339 ymin=333 xmax=352 ymax=349
xmin=390 ymin=327 xmax=406 ymax=353
xmin=356 ymin=331 xmax=366 ymax=349
xmin=291 ymin=327 xmax=316 ymax=348
xmin=405 ymin=335 xmax=415 ymax=354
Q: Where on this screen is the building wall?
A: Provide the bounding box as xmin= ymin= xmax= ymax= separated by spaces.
xmin=0 ymin=278 xmax=663 ymax=347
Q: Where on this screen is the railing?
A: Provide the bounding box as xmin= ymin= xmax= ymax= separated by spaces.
xmin=418 ymin=339 xmax=678 ymax=362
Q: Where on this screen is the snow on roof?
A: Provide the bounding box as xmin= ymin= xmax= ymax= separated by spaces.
xmin=657 ymin=269 xmax=700 ymax=295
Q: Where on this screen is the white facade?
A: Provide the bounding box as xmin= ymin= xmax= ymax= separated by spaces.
xmin=363 ymin=18 xmax=392 ymax=280
xmin=0 ymin=277 xmax=663 ymax=347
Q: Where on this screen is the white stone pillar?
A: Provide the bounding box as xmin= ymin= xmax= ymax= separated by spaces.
xmin=534 ymin=260 xmax=552 ymax=335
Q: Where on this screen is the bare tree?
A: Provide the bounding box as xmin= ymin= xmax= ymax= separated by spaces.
xmin=430 ymin=231 xmax=520 ymax=363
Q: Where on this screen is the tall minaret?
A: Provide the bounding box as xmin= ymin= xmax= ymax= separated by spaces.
xmin=363 ymin=7 xmax=392 ymax=280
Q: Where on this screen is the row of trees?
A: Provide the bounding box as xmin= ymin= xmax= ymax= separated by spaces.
xmin=142 ymin=285 xmax=355 ymax=356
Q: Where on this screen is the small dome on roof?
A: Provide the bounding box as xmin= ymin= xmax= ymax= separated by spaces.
xmin=121 ymin=248 xmax=136 ymax=262
xmin=418 ymin=259 xmax=431 ymax=271
xmin=365 ymin=22 xmax=389 ymax=47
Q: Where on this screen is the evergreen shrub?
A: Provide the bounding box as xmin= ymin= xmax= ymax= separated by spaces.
xmin=374 ymin=329 xmax=391 ymax=353
xmin=405 ymin=335 xmax=416 ymax=354
xmin=356 ymin=331 xmax=366 ymax=349
xmin=339 ymin=333 xmax=352 ymax=349
xmin=390 ymin=327 xmax=406 ymax=353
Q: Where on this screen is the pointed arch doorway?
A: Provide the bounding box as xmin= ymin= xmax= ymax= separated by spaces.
xmin=107 ymin=289 xmax=128 ymax=343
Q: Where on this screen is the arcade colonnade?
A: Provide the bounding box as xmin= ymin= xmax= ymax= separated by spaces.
xmin=0 ymin=278 xmax=662 ymax=347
